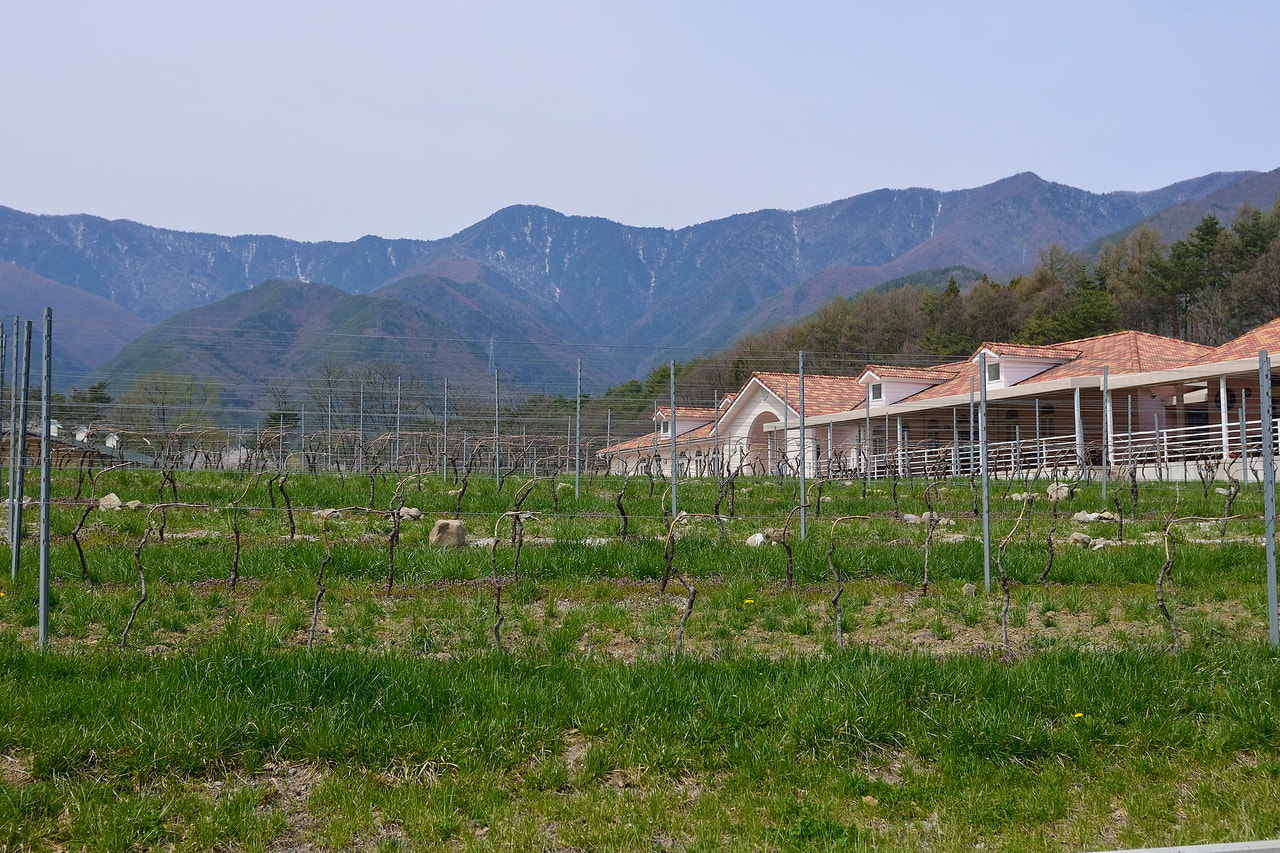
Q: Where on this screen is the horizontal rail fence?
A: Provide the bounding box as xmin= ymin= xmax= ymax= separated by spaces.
xmin=847 ymin=417 xmax=1279 ymax=485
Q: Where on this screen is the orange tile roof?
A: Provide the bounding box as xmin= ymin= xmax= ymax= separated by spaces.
xmin=979 ymin=342 xmax=1081 ymax=360
xmin=654 ymin=405 xmax=720 ymax=420
xmin=601 ymin=420 xmax=721 ymax=455
xmin=1030 ymin=330 xmax=1212 ymax=382
xmin=862 ymin=364 xmax=959 ymax=382
xmin=602 ymin=431 xmax=664 ymax=454
xmin=900 ymin=332 xmax=1211 ymax=403
xmin=888 ymin=360 xmax=978 ymax=402
xmin=1207 ymin=317 xmax=1280 ymax=362
xmin=752 ymin=372 xmax=867 ymax=417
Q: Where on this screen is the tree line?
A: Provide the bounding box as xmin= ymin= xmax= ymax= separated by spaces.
xmin=674 ymin=200 xmax=1280 ymax=386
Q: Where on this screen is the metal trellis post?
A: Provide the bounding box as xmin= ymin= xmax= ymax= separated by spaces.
xmin=798 ymin=351 xmax=806 ymax=540
xmin=979 ymin=353 xmax=991 ymax=593
xmin=1259 ymin=351 xmax=1276 ymax=646
xmin=669 ymin=361 xmax=677 ymax=519
xmin=38 ymin=309 xmax=51 ymax=651
xmin=11 ymin=321 xmax=31 ymax=581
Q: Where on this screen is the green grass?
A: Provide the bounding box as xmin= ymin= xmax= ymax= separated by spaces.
xmin=2 ymin=469 xmax=1279 ymax=850
xmin=2 ymin=640 xmax=1280 ymax=850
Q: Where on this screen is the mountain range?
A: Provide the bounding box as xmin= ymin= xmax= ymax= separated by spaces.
xmin=2 ymin=168 xmax=1278 ymax=401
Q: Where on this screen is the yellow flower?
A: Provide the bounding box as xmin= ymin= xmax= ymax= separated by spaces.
xmin=743 ymin=599 xmax=755 ymax=605
xmin=1074 ymin=713 xmax=1084 ymax=718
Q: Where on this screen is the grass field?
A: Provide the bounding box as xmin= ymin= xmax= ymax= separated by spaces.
xmin=1 ymin=467 xmax=1278 ymax=851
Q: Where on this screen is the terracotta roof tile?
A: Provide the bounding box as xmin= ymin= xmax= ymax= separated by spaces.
xmin=654 ymin=405 xmax=719 ymax=420
xmin=1031 ymin=330 xmax=1212 ymax=382
xmin=862 ymin=364 xmax=959 ymax=382
xmin=602 ymin=432 xmax=663 ymax=454
xmin=979 ymin=342 xmax=1081 ymax=360
xmin=890 ymin=360 xmax=978 ymax=401
xmin=601 ymin=420 xmax=720 ymax=455
xmin=901 ymin=332 xmax=1211 ymax=403
xmin=752 ymin=372 xmax=867 ymax=417
xmin=1207 ymin=317 xmax=1280 ymax=362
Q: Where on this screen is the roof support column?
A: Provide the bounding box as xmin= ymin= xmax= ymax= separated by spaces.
xmin=896 ymin=416 xmax=905 ymax=479
xmin=1102 ymin=368 xmax=1111 ymax=501
xmin=1074 ymin=386 xmax=1084 ymax=470
xmin=1220 ymin=375 xmax=1231 ymax=460
xmin=1103 ymin=368 xmax=1114 ymax=466
xmin=863 ymin=390 xmax=871 ymax=489
xmin=951 ymin=408 xmax=959 ymax=476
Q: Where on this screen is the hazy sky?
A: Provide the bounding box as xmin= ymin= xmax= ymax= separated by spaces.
xmin=2 ymin=1 xmax=1276 ymax=242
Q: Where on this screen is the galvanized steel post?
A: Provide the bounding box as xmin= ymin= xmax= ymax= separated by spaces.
xmin=11 ymin=321 xmax=31 ymax=581
xmin=575 ymin=359 xmax=581 ymax=499
xmin=1259 ymin=351 xmax=1277 ymax=646
xmin=669 ymin=361 xmax=677 ymax=519
xmin=979 ymin=352 xmax=991 ymax=593
xmin=798 ymin=351 xmax=806 ymax=540
xmin=38 ymin=309 xmax=51 ymax=651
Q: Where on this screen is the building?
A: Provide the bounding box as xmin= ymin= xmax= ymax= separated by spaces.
xmin=600 ymin=316 xmax=1280 ymax=481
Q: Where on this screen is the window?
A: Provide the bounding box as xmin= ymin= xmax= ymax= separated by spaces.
xmin=986 ymin=361 xmax=1001 ymax=382
xmin=871 ymin=383 xmax=883 ymax=401
xmin=660 ymin=421 xmax=670 ymax=436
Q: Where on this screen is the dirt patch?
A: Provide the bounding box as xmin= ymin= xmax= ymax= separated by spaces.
xmin=257 ymin=761 xmax=327 ymax=852
xmin=0 ymin=751 xmax=31 ymax=787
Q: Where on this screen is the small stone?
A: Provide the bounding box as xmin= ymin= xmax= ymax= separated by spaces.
xmin=861 ymin=795 xmax=879 ymax=806
xmin=1047 ymin=482 xmax=1073 ymax=502
xmin=745 ymin=532 xmax=767 ymax=547
xmin=1068 ymin=532 xmax=1092 ymax=548
xmin=429 ymin=519 xmax=467 ymax=548
xmin=902 ymin=513 xmax=922 ymax=524
xmin=962 ymin=582 xmax=977 ymax=597
xmin=312 ymin=508 xmax=341 ymax=519
xmin=1072 ymin=511 xmax=1099 ymax=523
xmin=397 ymin=506 xmax=423 ymax=520
xmin=98 ymin=492 xmax=122 ymax=511
xmin=124 ymin=500 xmax=143 ymax=510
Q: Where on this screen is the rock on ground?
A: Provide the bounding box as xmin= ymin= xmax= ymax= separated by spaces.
xmin=430 ymin=519 xmax=467 ymax=547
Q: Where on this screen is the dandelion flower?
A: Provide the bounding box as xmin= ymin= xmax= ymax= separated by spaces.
xmin=1074 ymin=712 xmax=1084 ymax=718
xmin=744 ymin=599 xmax=755 ymax=605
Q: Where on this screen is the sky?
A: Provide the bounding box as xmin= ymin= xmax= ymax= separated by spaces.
xmin=1 ymin=1 xmax=1277 ymax=243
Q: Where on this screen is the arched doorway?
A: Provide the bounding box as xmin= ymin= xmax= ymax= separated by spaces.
xmin=744 ymin=412 xmax=781 ymax=471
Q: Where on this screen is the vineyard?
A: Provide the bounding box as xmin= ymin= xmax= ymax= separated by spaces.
xmin=3 ymin=467 xmax=1280 ymax=851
